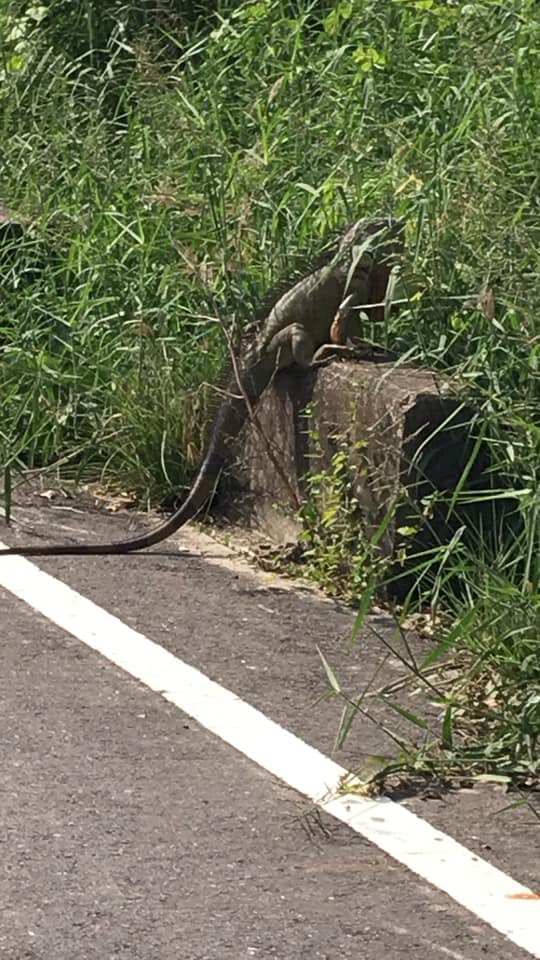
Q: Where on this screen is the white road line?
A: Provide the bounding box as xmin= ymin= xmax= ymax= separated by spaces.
xmin=1 ymin=547 xmax=539 ymax=959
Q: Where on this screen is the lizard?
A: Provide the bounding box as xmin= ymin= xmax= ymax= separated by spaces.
xmin=0 ymin=215 xmax=404 ymax=556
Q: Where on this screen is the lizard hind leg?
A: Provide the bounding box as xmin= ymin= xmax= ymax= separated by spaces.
xmin=290 ymin=321 xmax=316 ymax=367
xmin=267 ymin=322 xmax=316 ymax=370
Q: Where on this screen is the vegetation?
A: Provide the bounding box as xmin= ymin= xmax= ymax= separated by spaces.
xmin=1 ymin=0 xmax=538 ymax=786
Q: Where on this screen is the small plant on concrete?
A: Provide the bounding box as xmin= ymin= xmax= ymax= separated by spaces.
xmin=296 ymin=425 xmax=398 ymax=603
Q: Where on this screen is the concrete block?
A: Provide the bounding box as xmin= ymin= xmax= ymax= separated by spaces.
xmin=223 ymin=360 xmax=485 ymax=559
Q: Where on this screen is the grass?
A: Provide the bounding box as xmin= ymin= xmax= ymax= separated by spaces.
xmin=0 ymin=0 xmax=538 ymax=786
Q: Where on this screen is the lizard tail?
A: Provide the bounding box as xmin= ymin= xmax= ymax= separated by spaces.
xmin=0 ymin=452 xmax=222 ymax=556
xmin=0 ymin=357 xmax=274 ymax=556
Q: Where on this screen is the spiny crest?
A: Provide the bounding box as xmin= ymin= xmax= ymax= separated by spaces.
xmin=251 ymin=219 xmax=358 ymax=329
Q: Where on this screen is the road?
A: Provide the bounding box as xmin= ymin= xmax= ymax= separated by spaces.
xmin=1 ymin=495 xmax=539 ymax=960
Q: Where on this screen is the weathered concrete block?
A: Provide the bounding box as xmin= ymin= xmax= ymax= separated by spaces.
xmin=223 ymin=360 xmax=484 ymax=558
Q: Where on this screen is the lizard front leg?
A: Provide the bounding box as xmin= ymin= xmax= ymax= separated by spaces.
xmin=312 ymin=294 xmax=397 ymax=366
xmin=312 ymin=293 xmax=370 ymax=365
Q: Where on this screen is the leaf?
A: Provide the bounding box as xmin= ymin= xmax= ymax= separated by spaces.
xmin=336 ymin=702 xmax=357 ymax=749
xmin=419 ymin=606 xmax=476 ymax=670
xmin=441 ymin=703 xmax=453 ymax=749
xmin=385 ymin=700 xmax=428 ymax=729
xmin=317 ymin=647 xmax=341 ymax=694
xmin=267 ymin=76 xmax=284 ymax=104
xmin=472 ymin=774 xmax=512 ymax=784
xmin=350 ymin=579 xmax=377 ymax=645
xmin=478 ymin=287 xmax=495 ymax=321
xmin=3 ymin=464 xmax=12 ymax=526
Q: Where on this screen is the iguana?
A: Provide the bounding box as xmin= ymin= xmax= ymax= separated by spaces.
xmin=0 ymin=215 xmax=404 ymax=556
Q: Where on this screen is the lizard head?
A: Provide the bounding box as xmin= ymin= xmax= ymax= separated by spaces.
xmin=339 ymin=215 xmax=405 ymax=260
xmin=337 ymin=217 xmax=406 ymax=327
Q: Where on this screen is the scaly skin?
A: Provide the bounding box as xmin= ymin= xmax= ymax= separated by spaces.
xmin=0 ymin=216 xmax=404 ymax=556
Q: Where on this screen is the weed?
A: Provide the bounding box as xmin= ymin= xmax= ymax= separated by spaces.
xmin=297 ymin=440 xmax=388 ymax=601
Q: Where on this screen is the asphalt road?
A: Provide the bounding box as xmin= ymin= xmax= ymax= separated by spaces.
xmin=0 ymin=495 xmax=538 ymax=960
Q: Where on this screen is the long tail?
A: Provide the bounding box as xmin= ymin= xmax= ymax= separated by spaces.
xmin=0 ymin=355 xmax=274 ymax=556
xmin=0 ymin=458 xmax=221 ymax=556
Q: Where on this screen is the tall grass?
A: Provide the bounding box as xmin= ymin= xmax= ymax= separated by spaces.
xmin=0 ymin=0 xmax=538 ymax=780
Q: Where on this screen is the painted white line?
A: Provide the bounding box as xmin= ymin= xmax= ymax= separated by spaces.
xmin=1 ymin=546 xmax=539 ymax=959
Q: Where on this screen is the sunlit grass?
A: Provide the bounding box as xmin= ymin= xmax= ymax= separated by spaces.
xmin=0 ymin=0 xmax=538 ymax=780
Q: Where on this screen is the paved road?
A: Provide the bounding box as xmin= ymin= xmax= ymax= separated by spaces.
xmin=0 ymin=497 xmax=538 ymax=959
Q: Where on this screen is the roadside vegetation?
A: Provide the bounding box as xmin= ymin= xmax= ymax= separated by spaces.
xmin=1 ymin=0 xmax=538 ymax=789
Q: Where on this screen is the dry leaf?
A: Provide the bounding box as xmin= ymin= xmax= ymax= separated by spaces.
xmin=478 ymin=287 xmax=495 ymax=321
xmin=39 ymin=489 xmax=58 ymax=500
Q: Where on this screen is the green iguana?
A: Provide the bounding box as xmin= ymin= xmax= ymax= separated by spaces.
xmin=0 ymin=215 xmax=404 ymax=556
